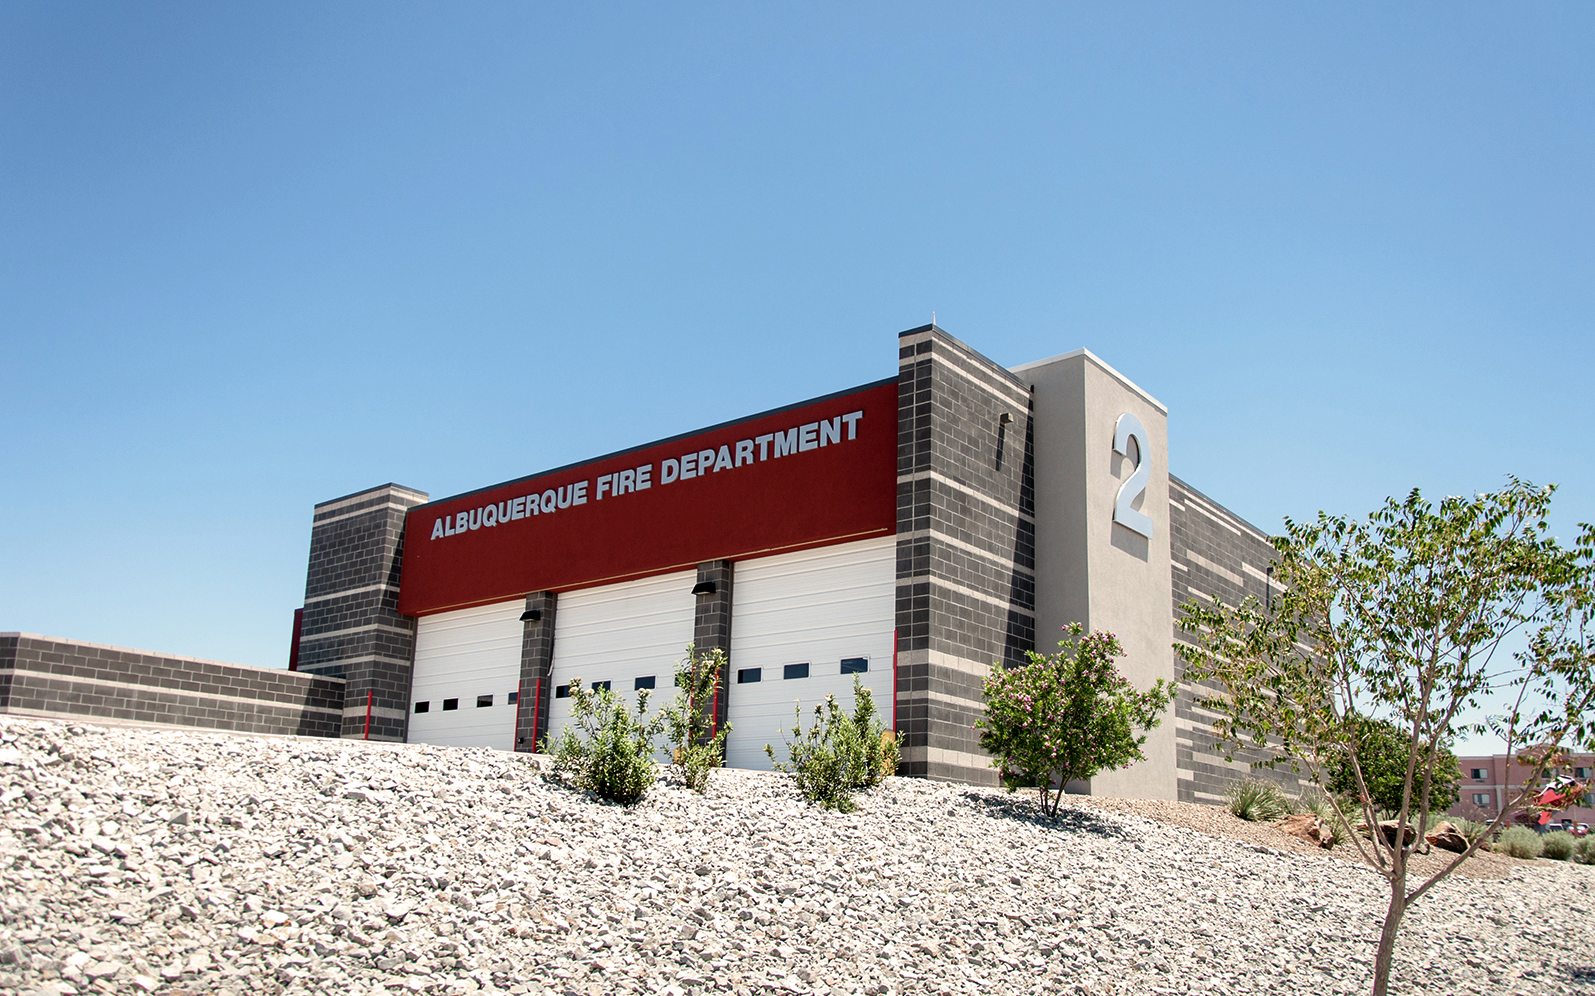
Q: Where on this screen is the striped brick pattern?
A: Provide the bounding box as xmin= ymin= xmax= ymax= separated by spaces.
xmin=0 ymin=634 xmax=345 ymax=737
xmin=297 ymin=483 xmax=429 ymax=741
xmin=895 ymin=325 xmax=1036 ymax=785
xmin=1169 ymin=475 xmax=1305 ymax=803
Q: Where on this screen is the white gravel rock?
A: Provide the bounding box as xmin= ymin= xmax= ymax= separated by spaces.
xmin=0 ymin=716 xmax=1588 ymax=996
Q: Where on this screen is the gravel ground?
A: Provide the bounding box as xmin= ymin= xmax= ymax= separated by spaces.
xmin=1 ymin=717 xmax=1590 ymax=996
xmin=1065 ymin=796 xmax=1525 ymax=882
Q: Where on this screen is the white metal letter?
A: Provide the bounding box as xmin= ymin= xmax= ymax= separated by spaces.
xmin=841 ymin=410 xmax=864 ymax=439
xmin=1112 ymin=413 xmax=1154 ymax=540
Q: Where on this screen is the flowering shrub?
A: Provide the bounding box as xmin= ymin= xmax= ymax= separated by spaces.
xmin=976 ymin=624 xmax=1174 ymax=818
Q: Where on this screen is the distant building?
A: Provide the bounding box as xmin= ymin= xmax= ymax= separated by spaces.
xmin=1447 ymin=753 xmax=1595 ymax=830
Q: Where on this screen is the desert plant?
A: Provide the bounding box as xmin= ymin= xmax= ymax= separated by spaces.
xmin=1298 ymin=791 xmax=1350 ymax=846
xmin=1177 ymin=481 xmax=1595 ymax=996
xmin=1458 ymin=819 xmax=1491 ymax=846
xmin=1540 ymin=829 xmax=1577 ymax=861
xmin=1574 ymin=838 xmax=1595 ymax=865
xmin=546 ymin=678 xmax=664 ymax=806
xmin=1298 ymin=790 xmax=1330 ymax=819
xmin=765 ymin=677 xmax=898 ymax=812
xmin=1495 ymin=825 xmax=1545 ymax=860
xmin=661 ymin=645 xmax=731 ymax=793
xmin=977 ymin=625 xmax=1174 ymax=818
xmin=1227 ymin=779 xmax=1294 ymax=822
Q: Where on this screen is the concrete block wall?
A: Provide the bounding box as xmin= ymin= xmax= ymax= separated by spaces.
xmin=0 ymin=634 xmax=345 ymax=737
xmin=1169 ymin=475 xmax=1306 ymax=803
xmin=895 ymin=325 xmax=1037 ymax=785
xmin=693 ymin=559 xmax=735 ymax=735
xmin=296 ymin=483 xmax=430 ymax=741
xmin=515 ymin=591 xmax=556 ymax=752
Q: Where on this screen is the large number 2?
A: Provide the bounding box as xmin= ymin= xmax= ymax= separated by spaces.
xmin=1113 ymin=413 xmax=1154 ymax=540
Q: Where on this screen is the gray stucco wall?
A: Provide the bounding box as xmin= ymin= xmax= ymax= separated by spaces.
xmin=1018 ymin=348 xmax=1177 ymax=801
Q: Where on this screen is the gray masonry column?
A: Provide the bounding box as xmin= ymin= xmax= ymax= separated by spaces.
xmin=296 ymin=483 xmax=430 ymax=741
xmin=894 ymin=325 xmax=1037 ymax=785
xmin=515 ymin=591 xmax=556 ymax=753
xmin=693 ymin=559 xmax=734 ymax=734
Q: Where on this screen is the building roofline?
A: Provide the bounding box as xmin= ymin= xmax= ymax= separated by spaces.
xmin=1010 ymin=347 xmax=1168 ymax=414
xmin=409 ymin=377 xmax=898 ymax=513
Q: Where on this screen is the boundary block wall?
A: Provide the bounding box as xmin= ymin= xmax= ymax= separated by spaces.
xmin=895 ymin=325 xmax=1037 ymax=785
xmin=0 ymin=634 xmax=345 ymax=738
xmin=1168 ymin=475 xmax=1306 ymax=803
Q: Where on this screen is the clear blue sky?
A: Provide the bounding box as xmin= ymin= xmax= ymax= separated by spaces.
xmin=3 ymin=3 xmax=1591 ymax=703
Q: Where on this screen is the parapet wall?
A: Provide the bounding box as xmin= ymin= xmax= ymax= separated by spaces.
xmin=0 ymin=634 xmax=346 ymax=738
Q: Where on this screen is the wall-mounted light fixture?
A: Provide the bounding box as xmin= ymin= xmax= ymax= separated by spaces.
xmin=520 ymin=608 xmax=542 ymax=622
xmin=999 ymin=412 xmax=1014 ymax=426
xmin=691 ymin=580 xmax=717 ymax=596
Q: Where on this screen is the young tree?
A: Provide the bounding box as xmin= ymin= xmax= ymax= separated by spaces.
xmin=976 ymin=625 xmax=1174 ymax=819
xmin=661 ymin=644 xmax=731 ymax=793
xmin=1176 ymin=480 xmax=1595 ymax=996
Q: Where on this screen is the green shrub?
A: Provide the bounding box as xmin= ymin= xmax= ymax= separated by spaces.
xmin=1574 ymin=838 xmax=1595 ymax=866
xmin=765 ymin=677 xmax=898 ymax=812
xmin=1226 ymin=779 xmax=1294 ymax=822
xmin=1540 ymin=830 xmax=1577 ymax=861
xmin=1323 ymin=716 xmax=1461 ymax=819
xmin=976 ymin=625 xmax=1174 ymax=818
xmin=547 ymin=679 xmax=663 ymax=806
xmin=1495 ymin=825 xmax=1545 ymax=860
xmin=1458 ymin=819 xmax=1491 ymax=846
xmin=661 ymin=645 xmax=731 ymax=794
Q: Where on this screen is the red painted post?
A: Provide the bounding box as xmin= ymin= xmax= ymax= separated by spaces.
xmin=513 ymin=680 xmax=524 ymax=752
xmin=530 ymin=678 xmax=543 ymax=753
xmin=363 ymin=689 xmax=373 ymax=741
xmin=891 ymin=628 xmax=899 ymax=733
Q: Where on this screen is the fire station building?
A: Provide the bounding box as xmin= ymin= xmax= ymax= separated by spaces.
xmin=288 ymin=324 xmax=1282 ymax=803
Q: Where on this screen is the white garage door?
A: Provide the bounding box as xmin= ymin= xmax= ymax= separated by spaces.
xmin=545 ymin=569 xmax=697 ymax=749
xmin=726 ymin=536 xmax=896 ymax=770
xmin=409 ymin=599 xmax=524 ymax=750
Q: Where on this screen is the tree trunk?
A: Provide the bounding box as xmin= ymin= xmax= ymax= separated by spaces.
xmin=1371 ymin=866 xmax=1408 ymax=996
